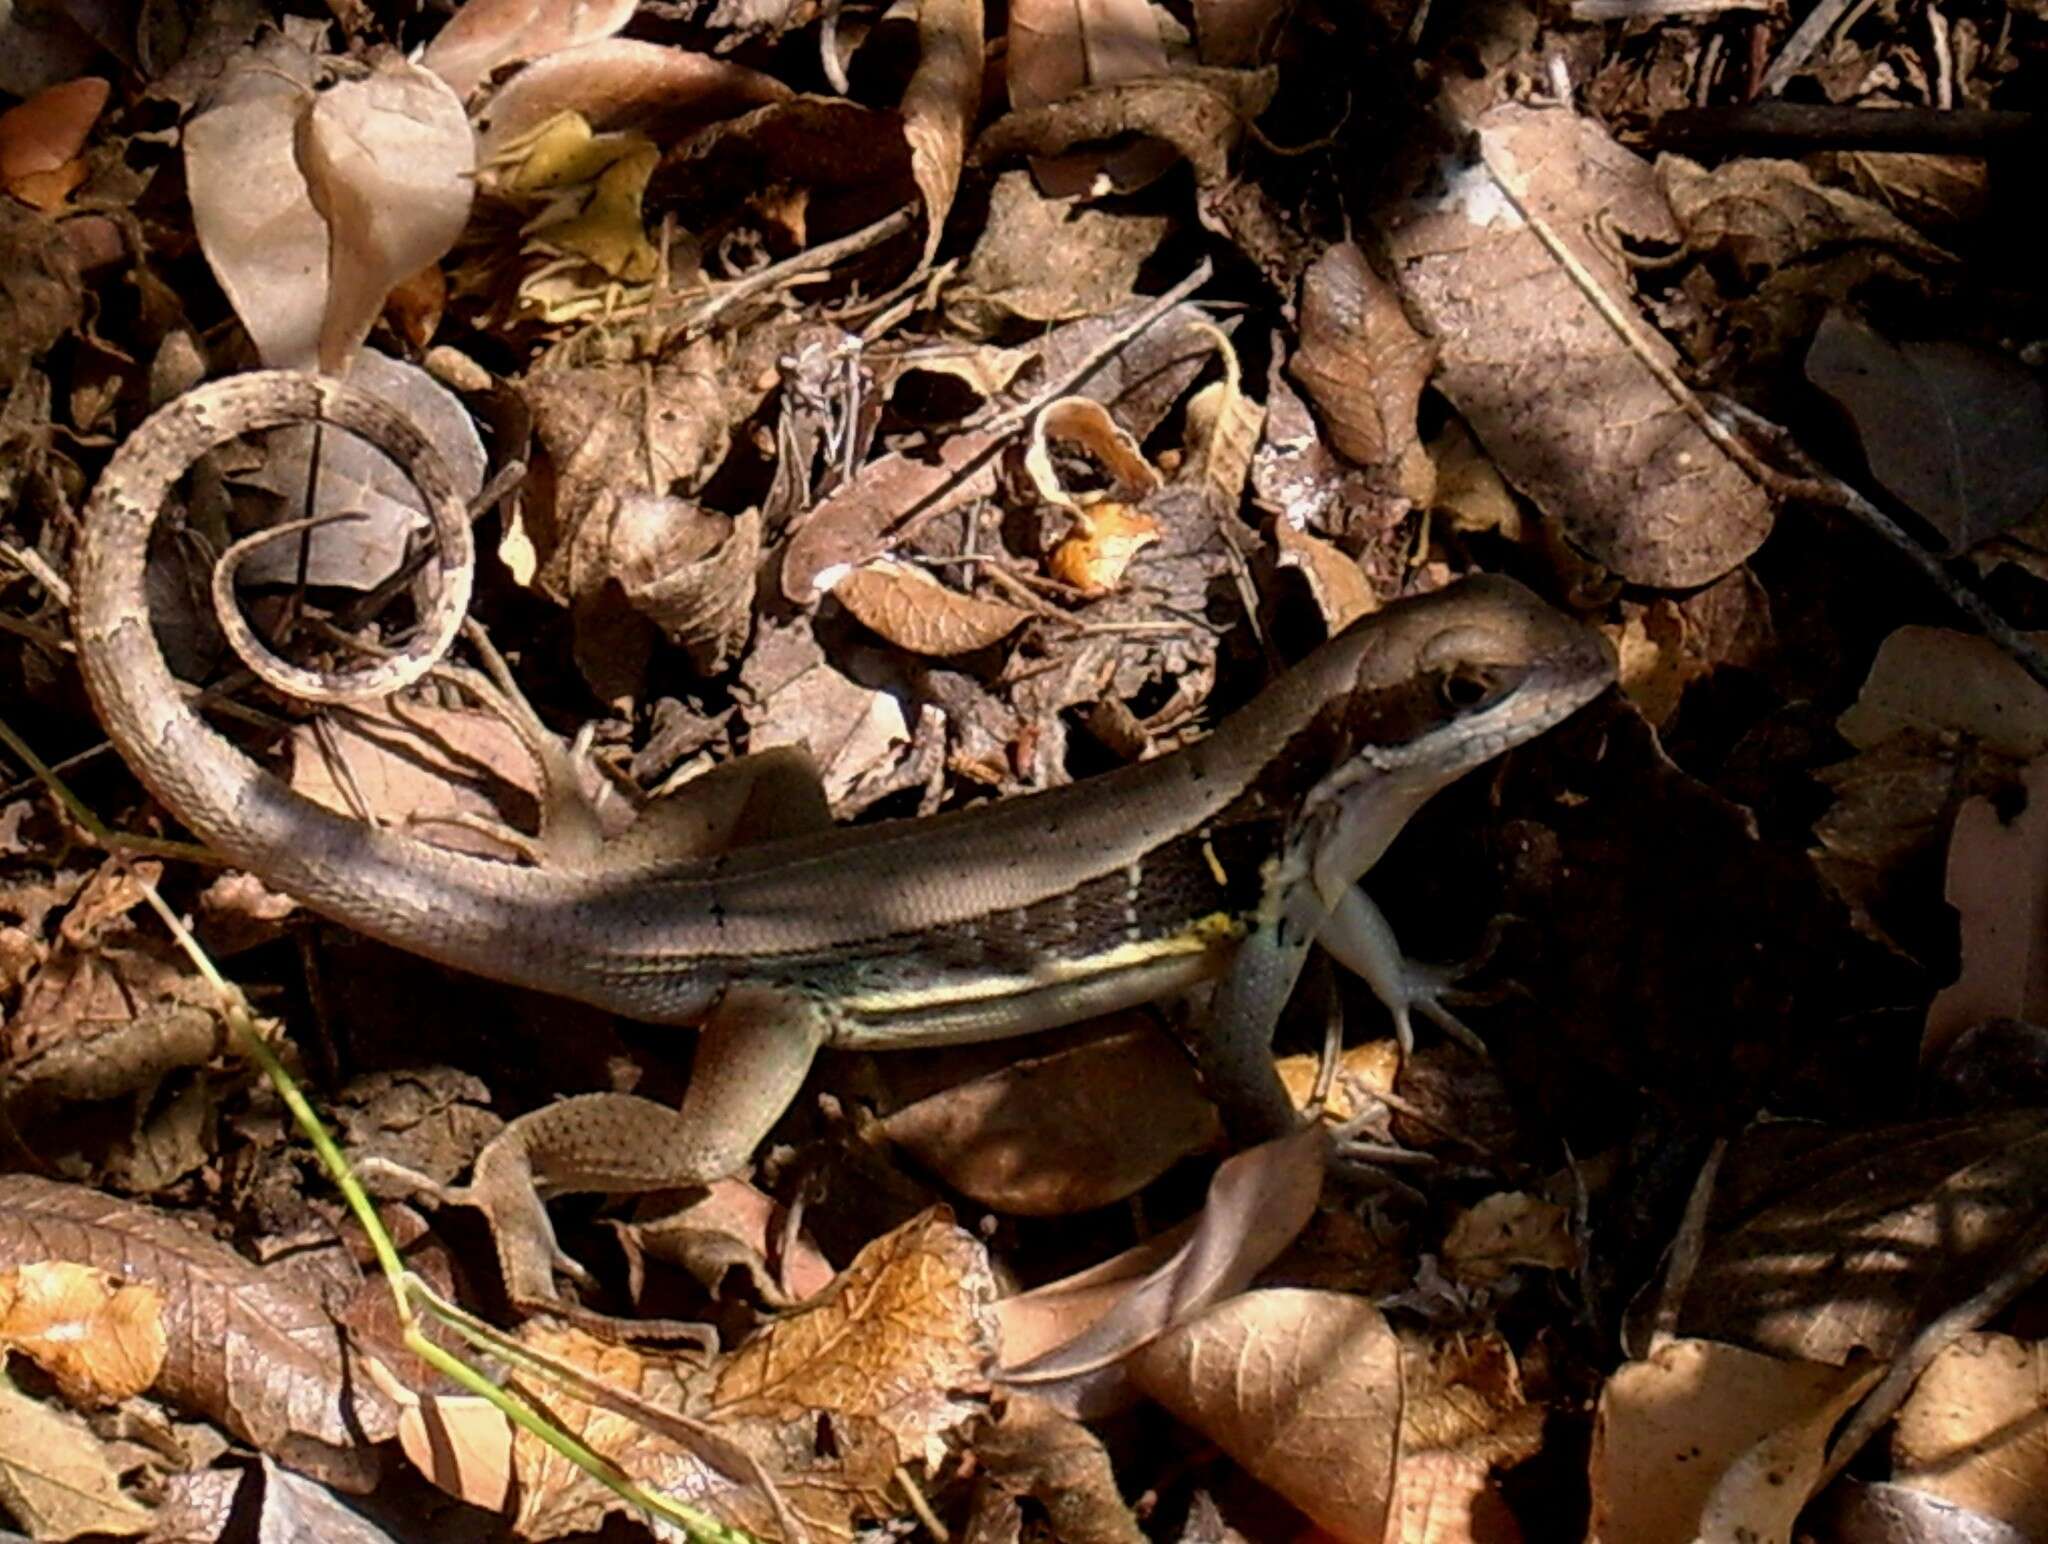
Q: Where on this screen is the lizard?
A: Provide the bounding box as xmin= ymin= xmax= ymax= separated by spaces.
xmin=71 ymin=370 xmax=1614 ymax=1200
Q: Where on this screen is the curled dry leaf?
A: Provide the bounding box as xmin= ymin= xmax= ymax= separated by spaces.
xmin=834 ymin=559 xmax=1033 ymax=657
xmin=295 ymin=58 xmax=475 ymax=376
xmin=1023 ymin=396 xmax=1160 ymax=511
xmin=1272 ymin=519 xmax=1376 ymax=632
xmin=901 ymin=0 xmax=984 ymax=268
xmin=1381 ymin=104 xmax=1774 ymax=587
xmin=1006 ymin=0 xmax=1172 ymax=193
xmin=880 ymin=1024 xmax=1220 ymax=1214
xmin=1128 ymin=1288 xmax=1402 ymax=1544
xmin=0 ymin=1260 xmax=166 ymax=1404
xmin=999 ymin=1124 xmax=1327 ymax=1414
xmin=610 ymin=497 xmax=761 ymax=676
xmin=421 ymin=0 xmax=639 ymax=99
xmin=472 ymin=38 xmax=793 ymax=165
xmin=1289 ymin=241 xmax=1435 ymax=472
xmin=1891 ymin=1332 xmax=2048 ymax=1535
xmin=1589 ymin=1339 xmax=1881 ymax=1544
xmin=1179 ymin=321 xmax=1264 ymax=513
xmin=1388 ymin=1333 xmax=1546 ymax=1540
xmin=0 ymin=1175 xmax=394 ymax=1491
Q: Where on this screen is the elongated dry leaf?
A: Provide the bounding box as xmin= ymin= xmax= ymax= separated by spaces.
xmin=1128 ymin=1289 xmax=1402 ymax=1544
xmin=297 ymin=58 xmax=474 ymax=376
xmin=1289 ymin=241 xmax=1433 ymax=471
xmin=1892 ymin=1333 xmax=2048 ymax=1535
xmin=422 ymin=0 xmax=639 ymax=98
xmin=902 ymin=0 xmax=984 ymax=269
xmin=999 ymin=1124 xmax=1326 ymax=1412
xmin=834 ymin=560 xmax=1032 ymax=656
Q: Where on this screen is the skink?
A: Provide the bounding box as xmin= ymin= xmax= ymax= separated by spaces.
xmin=73 ymin=373 xmax=1614 ymax=1181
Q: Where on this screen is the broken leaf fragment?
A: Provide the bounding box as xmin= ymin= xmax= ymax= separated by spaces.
xmin=0 ymin=1260 xmax=166 ymax=1404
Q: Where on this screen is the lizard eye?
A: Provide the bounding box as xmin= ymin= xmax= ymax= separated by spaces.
xmin=1440 ymin=666 xmax=1494 ymax=710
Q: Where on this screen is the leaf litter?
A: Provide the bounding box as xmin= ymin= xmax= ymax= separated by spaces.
xmin=0 ymin=0 xmax=2046 ymax=1534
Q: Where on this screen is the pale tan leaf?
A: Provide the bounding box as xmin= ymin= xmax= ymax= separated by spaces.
xmin=0 ymin=1261 xmax=167 ymax=1403
xmin=1007 ymin=0 xmax=1167 ymax=108
xmin=1925 ymin=757 xmax=2048 ymax=1062
xmin=1180 ymin=322 xmax=1263 ymax=510
xmin=422 ymin=0 xmax=639 ymax=99
xmin=0 ymin=1376 xmax=154 ymax=1539
xmin=185 ymin=38 xmax=328 ymax=370
xmin=835 ymin=560 xmax=1032 ymax=656
xmin=1128 ymin=1288 xmax=1401 ymax=1544
xmin=1439 ymin=1192 xmax=1574 ymax=1285
xmin=902 ymin=0 xmax=984 ymax=269
xmin=1590 ymin=1340 xmax=1880 ymax=1544
xmin=394 ymin=1390 xmax=514 ymax=1510
xmin=1837 ymin=625 xmax=2048 ymax=757
xmin=296 ymin=58 xmax=475 ymax=376
xmin=1892 ymin=1332 xmax=2048 ymax=1535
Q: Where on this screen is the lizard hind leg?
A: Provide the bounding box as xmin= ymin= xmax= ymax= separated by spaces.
xmin=676 ymin=986 xmax=834 ymax=1183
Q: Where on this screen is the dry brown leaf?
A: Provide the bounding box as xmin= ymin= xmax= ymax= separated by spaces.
xmin=1179 ymin=323 xmax=1264 ymax=513
xmin=879 ymin=1025 xmax=1219 ymax=1214
xmin=0 ymin=76 xmax=106 ymax=209
xmin=1388 ymin=1333 xmax=1545 ymax=1543
xmin=1806 ymin=308 xmax=2048 ymax=555
xmin=902 ymin=0 xmax=984 ymax=269
xmin=740 ymin=618 xmax=915 ymax=812
xmin=1891 ymin=1332 xmax=2048 ymax=1535
xmin=1273 ymin=520 xmax=1376 ymax=632
xmin=1924 ymin=757 xmax=2048 ymax=1062
xmin=1660 ymin=154 xmax=1956 ymax=286
xmin=1676 ymin=1113 xmax=2048 ymax=1365
xmin=1192 ymin=0 xmax=1284 ymax=64
xmin=392 ymin=1388 xmax=513 ymax=1512
xmin=0 ymin=1261 xmax=167 ymax=1404
xmin=834 ymin=559 xmax=1033 ymax=656
xmin=973 ymin=1391 xmax=1146 ymax=1544
xmin=1589 ymin=1339 xmax=1882 ymax=1544
xmin=0 ymin=1376 xmax=154 ymax=1538
xmin=422 ymin=0 xmax=639 ymax=99
xmin=472 ymin=38 xmax=792 ymax=164
xmin=1129 ymin=1288 xmax=1401 ymax=1544
xmin=0 ymin=1175 xmax=394 ymax=1492
xmin=713 ymin=1208 xmax=999 ymax=1470
xmin=946 ymin=170 xmax=1169 ymax=331
xmin=1008 ymin=0 xmax=1167 ymax=110
xmin=1429 ymin=419 xmax=1520 ymax=539
xmin=610 ymin=498 xmax=761 ymax=675
xmin=1289 ymin=242 xmax=1435 ymax=472
xmin=999 ymin=1125 xmax=1327 ymax=1413
xmin=1382 ymin=104 xmax=1773 ymax=587
xmin=1047 ymin=501 xmax=1161 ymax=595
xmin=974 ymin=68 xmax=1278 ymax=191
